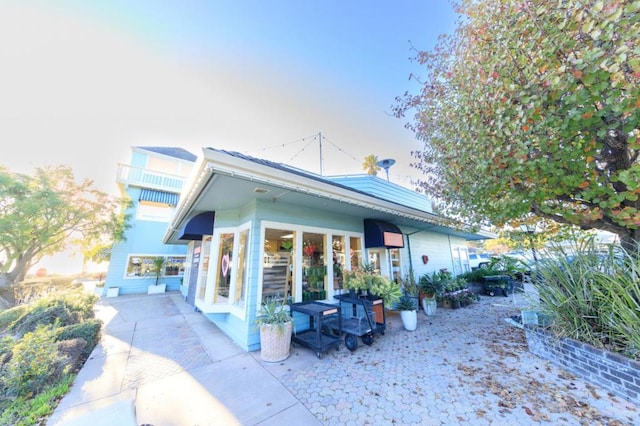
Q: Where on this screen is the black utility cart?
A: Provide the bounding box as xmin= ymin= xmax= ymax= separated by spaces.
xmin=482 ymin=275 xmax=514 ymax=297
xmin=290 ymin=301 xmax=342 ymax=358
xmin=330 ymin=293 xmax=386 ymax=352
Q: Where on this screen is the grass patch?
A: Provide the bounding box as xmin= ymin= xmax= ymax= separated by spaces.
xmin=0 ymin=375 xmax=74 ymax=426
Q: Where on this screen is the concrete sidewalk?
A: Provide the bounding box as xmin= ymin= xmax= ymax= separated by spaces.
xmin=48 ymin=289 xmax=639 ymax=425
xmin=47 ymin=292 xmax=321 ymax=426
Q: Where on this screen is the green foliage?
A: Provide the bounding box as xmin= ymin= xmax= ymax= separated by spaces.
xmin=0 ymin=165 xmax=129 ymax=285
xmin=396 ymin=295 xmax=417 ymax=311
xmin=535 ymin=242 xmax=640 ymax=360
xmin=0 ymin=306 xmax=27 ymax=331
xmin=1 ymin=326 xmax=67 ymax=398
xmin=396 ymin=0 xmax=640 ymax=248
xmin=0 ymin=375 xmax=74 ymax=426
xmin=9 ymin=304 xmax=73 ymax=337
xmin=255 ymin=297 xmax=292 ymax=334
xmin=419 ymin=271 xmax=450 ymax=297
xmin=368 ymin=275 xmax=402 ymax=307
xmin=55 ymin=319 xmax=102 ymax=361
xmin=400 ymin=270 xmax=419 ymax=297
xmin=150 ymin=256 xmax=166 ymax=285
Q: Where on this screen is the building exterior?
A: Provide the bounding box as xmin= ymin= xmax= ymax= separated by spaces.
xmin=104 ymin=147 xmax=197 ymax=295
xmin=163 ymin=147 xmax=493 ymax=351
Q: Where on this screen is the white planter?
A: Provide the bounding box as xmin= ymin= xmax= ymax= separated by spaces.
xmin=400 ymin=310 xmax=418 ymax=331
xmin=147 ymin=284 xmax=167 ymax=294
xmin=422 ymin=298 xmax=437 ymax=316
xmin=106 ymin=287 xmax=120 ymax=298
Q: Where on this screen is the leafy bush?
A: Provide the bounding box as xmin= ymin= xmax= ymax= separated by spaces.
xmin=0 ymin=306 xmax=27 ymax=332
xmin=9 ymin=304 xmax=73 ymax=337
xmin=535 ymin=242 xmax=640 ymax=360
xmin=1 ymin=326 xmax=67 ymax=398
xmin=55 ymin=319 xmax=102 ymax=361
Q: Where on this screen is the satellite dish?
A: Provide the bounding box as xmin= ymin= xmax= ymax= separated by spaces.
xmin=376 ymin=158 xmax=396 ymax=181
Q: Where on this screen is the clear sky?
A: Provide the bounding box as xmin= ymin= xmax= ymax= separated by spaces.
xmin=0 ymin=0 xmax=458 ymax=273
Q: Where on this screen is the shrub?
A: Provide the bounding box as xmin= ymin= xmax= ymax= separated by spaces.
xmin=9 ymin=304 xmax=74 ymax=337
xmin=1 ymin=326 xmax=67 ymax=398
xmin=535 ymin=242 xmax=640 ymax=360
xmin=0 ymin=306 xmax=27 ymax=332
xmin=55 ymin=319 xmax=102 ymax=361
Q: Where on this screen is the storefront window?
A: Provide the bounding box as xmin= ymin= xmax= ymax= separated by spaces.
xmin=350 ymin=236 xmax=362 ymax=270
xmin=262 ymin=228 xmax=296 ymax=303
xmin=214 ymin=233 xmax=234 ymax=303
xmin=197 ymin=236 xmax=212 ymax=302
xmin=332 ymin=236 xmax=345 ymax=290
xmin=389 ymin=248 xmax=401 ymax=282
xmin=125 ymin=255 xmax=186 ymax=278
xmin=234 ymin=229 xmax=249 ymax=305
xmin=302 ymin=232 xmax=326 ymax=301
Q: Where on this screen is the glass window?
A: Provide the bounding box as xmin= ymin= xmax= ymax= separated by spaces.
xmin=332 ymin=236 xmax=345 ymax=290
xmin=214 ymin=233 xmax=234 ymax=303
xmin=262 ymin=228 xmax=295 ymax=303
xmin=197 ymin=236 xmax=212 ymax=302
xmin=234 ymin=229 xmax=249 ymax=306
xmin=390 ymin=248 xmax=401 ymax=282
xmin=302 ymin=232 xmax=326 ymax=301
xmin=125 ymin=255 xmax=185 ymax=278
xmin=350 ymin=236 xmax=362 ymax=270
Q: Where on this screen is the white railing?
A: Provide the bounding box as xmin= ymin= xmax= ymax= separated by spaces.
xmin=116 ymin=164 xmax=186 ymax=193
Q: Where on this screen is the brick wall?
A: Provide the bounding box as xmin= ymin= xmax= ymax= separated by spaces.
xmin=525 ymin=326 xmax=640 ymax=406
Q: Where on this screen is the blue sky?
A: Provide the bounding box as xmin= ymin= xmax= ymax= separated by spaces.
xmin=0 ymin=0 xmax=457 ymax=196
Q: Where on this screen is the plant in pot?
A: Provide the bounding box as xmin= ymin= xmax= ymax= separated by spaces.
xmin=396 ymin=295 xmax=418 ymax=331
xmin=147 ymin=256 xmax=167 ymax=294
xmin=255 ymin=297 xmax=293 ymax=362
xmin=368 ymin=274 xmax=402 ymax=307
xmin=419 ymin=271 xmax=447 ymax=316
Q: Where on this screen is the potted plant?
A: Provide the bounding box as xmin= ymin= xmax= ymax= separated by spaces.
xmin=396 ymin=295 xmax=418 ymax=331
xmin=147 ymin=256 xmax=167 ymax=294
xmin=255 ymin=297 xmax=293 ymax=362
xmin=419 ymin=271 xmax=448 ymax=316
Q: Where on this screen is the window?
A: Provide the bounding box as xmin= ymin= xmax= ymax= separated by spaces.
xmin=260 ymin=222 xmax=364 ymax=304
xmin=125 ymin=255 xmax=186 ymax=278
xmin=263 ymin=228 xmax=296 ymax=303
xmin=234 ymin=229 xmax=249 ymax=306
xmin=213 ymin=233 xmax=234 ymax=303
xmin=197 ymin=236 xmax=212 ymax=302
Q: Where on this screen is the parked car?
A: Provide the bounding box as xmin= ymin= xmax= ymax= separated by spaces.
xmin=468 ymin=252 xmax=491 ymax=269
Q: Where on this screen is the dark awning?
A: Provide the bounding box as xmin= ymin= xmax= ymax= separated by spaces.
xmin=139 ymin=189 xmax=180 ymax=206
xmin=364 ymin=219 xmax=404 ymax=249
xmin=179 ymin=211 xmax=215 ymax=240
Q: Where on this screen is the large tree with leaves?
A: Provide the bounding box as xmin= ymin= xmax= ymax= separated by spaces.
xmin=396 ymin=0 xmax=639 ymax=249
xmin=0 ymin=165 xmax=128 ymax=286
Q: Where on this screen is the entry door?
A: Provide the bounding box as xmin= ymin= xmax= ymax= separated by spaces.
xmin=368 ymin=249 xmax=390 ymax=278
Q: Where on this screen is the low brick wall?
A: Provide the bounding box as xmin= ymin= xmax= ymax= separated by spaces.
xmin=525 ymin=325 xmax=640 ymax=406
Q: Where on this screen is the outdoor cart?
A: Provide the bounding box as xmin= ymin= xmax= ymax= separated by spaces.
xmin=289 ymin=301 xmax=341 ymax=358
xmin=482 ymin=275 xmax=514 ymax=297
xmin=329 ymin=293 xmax=386 ymax=352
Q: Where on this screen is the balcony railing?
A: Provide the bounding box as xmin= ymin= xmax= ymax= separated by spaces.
xmin=116 ymin=164 xmax=186 ymax=193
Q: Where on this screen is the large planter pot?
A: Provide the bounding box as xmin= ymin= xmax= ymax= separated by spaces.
xmin=259 ymin=322 xmax=293 ymax=362
xmin=147 ymin=283 xmax=167 ymax=294
xmin=400 ymin=310 xmax=418 ymax=331
xmin=422 ymin=298 xmax=437 ymax=316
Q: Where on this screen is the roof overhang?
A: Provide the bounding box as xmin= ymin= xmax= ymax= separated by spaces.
xmin=163 ymin=148 xmax=495 ymax=244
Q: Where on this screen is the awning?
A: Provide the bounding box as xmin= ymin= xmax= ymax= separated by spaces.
xmin=179 ymin=211 xmax=215 ymax=240
xmin=139 ymin=189 xmax=180 ymax=206
xmin=364 ymin=219 xmax=404 ymax=249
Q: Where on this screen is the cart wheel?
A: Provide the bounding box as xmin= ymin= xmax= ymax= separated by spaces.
xmin=488 ymin=290 xmax=495 ymax=297
xmin=345 ymin=334 xmax=358 ymax=351
xmin=502 ymin=289 xmax=508 ymax=297
xmin=361 ymin=333 xmax=374 ymax=346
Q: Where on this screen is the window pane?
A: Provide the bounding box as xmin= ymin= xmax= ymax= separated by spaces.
xmin=214 ymin=233 xmax=234 ymax=303
xmin=263 ymin=228 xmax=295 ymax=303
xmin=332 ymin=236 xmax=345 ymax=290
xmin=302 ymin=232 xmax=326 ymax=301
xmin=390 ymin=248 xmax=401 ymax=282
xmin=197 ymin=236 xmax=211 ymax=301
xmin=234 ymin=229 xmax=249 ymax=305
xmin=349 ymin=237 xmax=362 ymax=270
xmin=165 ymin=256 xmax=186 ymax=276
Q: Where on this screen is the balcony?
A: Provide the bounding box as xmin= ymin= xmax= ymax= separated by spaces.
xmin=116 ymin=164 xmax=186 ymax=193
